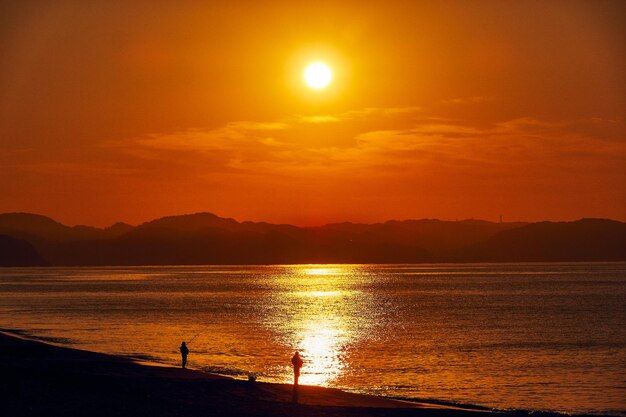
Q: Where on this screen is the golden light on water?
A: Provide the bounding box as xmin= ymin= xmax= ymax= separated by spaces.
xmin=294 ymin=290 xmax=342 ymax=297
xmin=271 ymin=265 xmax=362 ymax=386
xmin=296 ymin=316 xmax=346 ymax=386
xmin=304 ymin=267 xmax=342 ymax=276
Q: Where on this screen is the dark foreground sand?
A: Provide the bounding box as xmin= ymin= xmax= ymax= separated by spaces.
xmin=0 ymin=331 xmax=593 ymax=417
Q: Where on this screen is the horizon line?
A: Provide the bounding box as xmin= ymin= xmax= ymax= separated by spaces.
xmin=1 ymin=211 xmax=623 ymax=230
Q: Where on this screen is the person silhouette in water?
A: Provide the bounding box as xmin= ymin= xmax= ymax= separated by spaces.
xmin=291 ymin=351 xmax=303 ymax=386
xmin=180 ymin=341 xmax=189 ymax=369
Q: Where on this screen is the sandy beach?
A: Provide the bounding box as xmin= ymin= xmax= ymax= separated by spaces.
xmin=1 ymin=330 xmax=606 ymax=417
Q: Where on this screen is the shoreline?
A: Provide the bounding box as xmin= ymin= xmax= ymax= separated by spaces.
xmin=0 ymin=330 xmax=616 ymax=417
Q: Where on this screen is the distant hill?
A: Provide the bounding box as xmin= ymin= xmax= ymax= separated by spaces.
xmin=0 ymin=235 xmax=47 ymax=266
xmin=0 ymin=212 xmax=624 ymax=266
xmin=469 ymin=218 xmax=626 ymax=262
xmin=0 ymin=213 xmax=132 ymax=242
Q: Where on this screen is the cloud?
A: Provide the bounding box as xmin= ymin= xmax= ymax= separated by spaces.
xmin=295 ymin=115 xmax=341 ymax=124
xmin=292 ymin=106 xmax=422 ymax=124
xmin=442 ymin=96 xmax=496 ymax=105
xmin=105 ymin=107 xmax=625 ymax=184
xmin=227 ymin=121 xmax=289 ymax=131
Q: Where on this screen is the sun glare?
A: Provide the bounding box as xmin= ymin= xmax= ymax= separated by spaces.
xmin=304 ymin=267 xmax=339 ymax=275
xmin=304 ymin=62 xmax=332 ymax=89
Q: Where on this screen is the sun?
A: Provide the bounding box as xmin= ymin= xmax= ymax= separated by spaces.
xmin=304 ymin=62 xmax=332 ymax=89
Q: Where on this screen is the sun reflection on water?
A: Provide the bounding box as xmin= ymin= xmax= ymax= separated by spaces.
xmin=303 ymin=267 xmax=343 ymax=276
xmin=293 ymin=290 xmax=342 ymax=298
xmin=270 ymin=265 xmax=364 ymax=386
xmin=296 ymin=317 xmax=346 ymax=385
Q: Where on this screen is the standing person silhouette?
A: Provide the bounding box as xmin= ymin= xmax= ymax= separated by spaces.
xmin=180 ymin=341 xmax=189 ymax=369
xmin=291 ymin=351 xmax=303 ymax=386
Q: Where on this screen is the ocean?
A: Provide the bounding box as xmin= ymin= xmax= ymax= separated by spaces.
xmin=0 ymin=263 xmax=624 ymax=415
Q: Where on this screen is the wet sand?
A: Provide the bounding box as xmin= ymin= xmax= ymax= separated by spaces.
xmin=0 ymin=331 xmax=597 ymax=417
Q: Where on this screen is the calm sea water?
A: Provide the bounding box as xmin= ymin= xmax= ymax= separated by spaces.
xmin=0 ymin=263 xmax=624 ymax=415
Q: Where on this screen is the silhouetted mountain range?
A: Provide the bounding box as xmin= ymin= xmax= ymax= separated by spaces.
xmin=0 ymin=212 xmax=624 ymax=266
xmin=0 ymin=235 xmax=47 ymax=266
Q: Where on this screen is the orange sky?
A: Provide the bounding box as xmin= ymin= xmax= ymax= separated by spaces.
xmin=1 ymin=1 xmax=625 ymax=227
